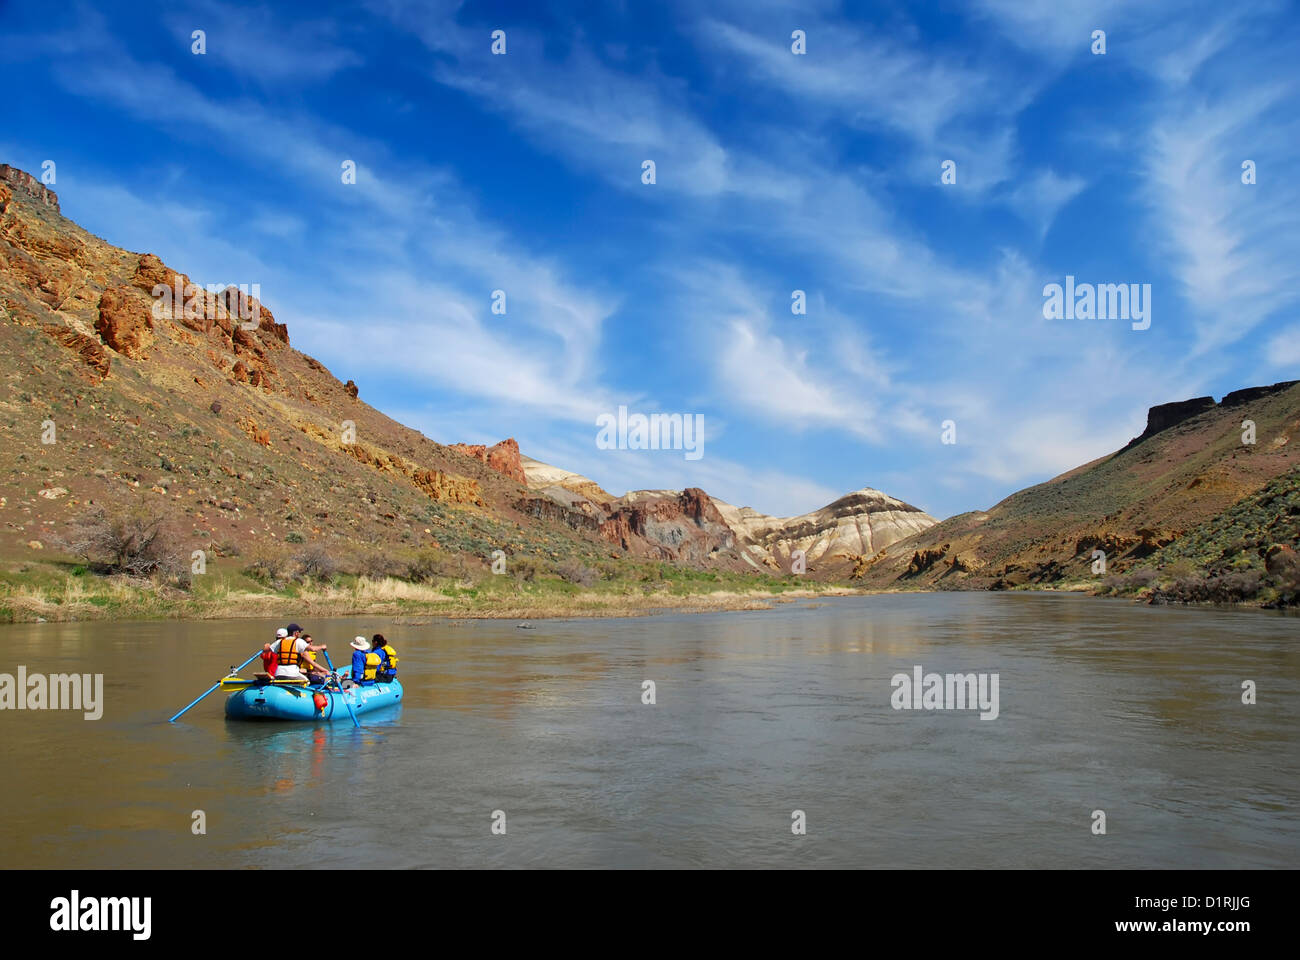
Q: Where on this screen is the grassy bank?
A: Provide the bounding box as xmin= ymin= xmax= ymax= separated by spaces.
xmin=0 ymin=555 xmax=861 ymax=623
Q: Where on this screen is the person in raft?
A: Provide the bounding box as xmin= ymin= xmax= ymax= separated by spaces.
xmin=349 ymin=636 xmax=382 ymax=687
xmin=292 ymin=626 xmax=331 ymax=683
xmin=372 ymin=633 xmax=398 ymax=683
xmin=271 ymin=627 xmax=316 ymax=682
xmin=260 ymin=638 xmax=278 ymax=676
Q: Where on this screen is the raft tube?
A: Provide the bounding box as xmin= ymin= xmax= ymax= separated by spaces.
xmin=225 ymin=672 xmax=402 ymax=721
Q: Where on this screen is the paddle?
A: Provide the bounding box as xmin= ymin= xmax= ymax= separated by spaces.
xmin=322 ymin=649 xmax=361 ymax=728
xmin=169 ymin=650 xmax=262 ymax=723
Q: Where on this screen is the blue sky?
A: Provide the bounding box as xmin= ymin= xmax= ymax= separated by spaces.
xmin=2 ymin=0 xmax=1297 ymax=519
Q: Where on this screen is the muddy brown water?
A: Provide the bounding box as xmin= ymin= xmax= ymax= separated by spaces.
xmin=0 ymin=592 xmax=1295 ymax=868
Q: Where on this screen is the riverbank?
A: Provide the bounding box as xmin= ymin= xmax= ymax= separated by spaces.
xmin=3 ymin=556 xmax=1290 ymax=624
xmin=0 ymin=557 xmax=866 ymax=623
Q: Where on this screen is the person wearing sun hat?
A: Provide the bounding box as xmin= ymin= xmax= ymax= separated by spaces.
xmin=349 ymin=636 xmax=381 ymax=687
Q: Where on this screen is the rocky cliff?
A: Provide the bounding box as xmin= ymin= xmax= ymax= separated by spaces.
xmin=0 ymin=164 xmax=59 ymax=212
xmin=1120 ymin=384 xmax=1295 ymax=453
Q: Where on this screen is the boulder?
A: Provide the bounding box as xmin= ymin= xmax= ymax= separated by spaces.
xmin=96 ymin=284 xmax=155 ymax=358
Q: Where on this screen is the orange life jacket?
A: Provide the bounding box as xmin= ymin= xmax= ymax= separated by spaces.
xmin=278 ymin=637 xmax=300 ymax=668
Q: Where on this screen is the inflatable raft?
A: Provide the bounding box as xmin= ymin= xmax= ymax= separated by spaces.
xmin=224 ymin=671 xmax=403 ymax=721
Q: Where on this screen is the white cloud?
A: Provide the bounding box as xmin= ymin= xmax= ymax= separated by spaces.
xmin=1007 ymin=169 xmax=1088 ymax=240
xmin=1144 ymin=86 xmax=1300 ymax=352
xmin=164 ymin=1 xmax=363 ymax=84
xmin=1265 ymin=325 xmax=1300 ymax=369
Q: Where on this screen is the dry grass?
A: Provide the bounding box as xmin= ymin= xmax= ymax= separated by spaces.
xmin=0 ymin=571 xmax=862 ymax=623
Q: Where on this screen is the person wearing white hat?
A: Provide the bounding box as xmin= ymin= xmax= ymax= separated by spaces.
xmin=349 ymin=636 xmax=381 ymax=687
xmin=272 ymin=627 xmax=309 ymax=681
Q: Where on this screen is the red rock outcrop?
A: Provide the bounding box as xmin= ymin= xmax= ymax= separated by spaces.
xmin=0 ymin=164 xmax=59 ymax=212
xmin=599 ymin=512 xmax=635 ymax=550
xmin=218 ymin=286 xmax=289 ymax=346
xmin=449 ymin=438 xmax=527 ymax=484
xmin=42 ymin=324 xmax=111 ymax=378
xmin=905 ymin=544 xmax=950 ymax=577
xmin=96 ymin=284 xmax=155 ymax=358
xmin=131 ymin=254 xmax=187 ymax=298
xmin=599 ymin=487 xmax=734 ymax=561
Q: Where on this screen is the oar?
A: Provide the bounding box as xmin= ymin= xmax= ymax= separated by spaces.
xmin=322 ymin=650 xmax=361 ymax=728
xmin=169 ymin=650 xmax=262 ymax=723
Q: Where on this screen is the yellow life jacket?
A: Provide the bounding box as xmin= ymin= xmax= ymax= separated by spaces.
xmin=277 ymin=637 xmax=300 ymax=669
xmin=305 ymin=649 xmax=317 ymax=663
xmin=360 ymin=651 xmax=381 ymax=682
xmin=377 ymin=644 xmax=398 ymax=675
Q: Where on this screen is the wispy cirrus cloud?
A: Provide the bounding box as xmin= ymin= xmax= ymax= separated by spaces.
xmin=163 ymin=0 xmax=363 ymax=84
xmin=1144 ymin=84 xmax=1300 ymax=353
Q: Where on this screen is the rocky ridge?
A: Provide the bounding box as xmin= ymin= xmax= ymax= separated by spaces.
xmin=855 ymin=380 xmax=1300 ymax=590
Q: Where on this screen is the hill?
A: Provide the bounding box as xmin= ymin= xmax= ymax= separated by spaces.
xmin=854 ymin=380 xmax=1300 ymax=595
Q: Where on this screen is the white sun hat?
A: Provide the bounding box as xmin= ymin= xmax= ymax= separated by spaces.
xmin=350 ymin=636 xmax=371 ymax=651
xmin=276 ymin=628 xmax=289 ymax=638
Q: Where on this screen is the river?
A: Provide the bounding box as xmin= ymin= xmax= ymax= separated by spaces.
xmin=1 ymin=593 xmax=1295 ymax=868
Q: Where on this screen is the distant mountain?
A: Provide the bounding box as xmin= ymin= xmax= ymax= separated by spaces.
xmin=855 ymin=379 xmax=1300 ymax=590
xmin=518 ymin=454 xmax=936 ymax=573
xmin=712 ymin=488 xmax=936 ymax=572
xmin=520 ymin=455 xmax=615 ymax=505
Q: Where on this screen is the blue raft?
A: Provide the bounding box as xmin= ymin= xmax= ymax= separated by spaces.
xmin=225 ymin=671 xmax=403 ymax=721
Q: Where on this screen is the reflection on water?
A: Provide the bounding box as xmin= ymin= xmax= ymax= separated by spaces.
xmin=0 ymin=594 xmax=1296 ymax=868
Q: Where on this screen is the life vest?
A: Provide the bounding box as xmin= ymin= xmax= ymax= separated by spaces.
xmin=277 ymin=637 xmax=300 ymax=669
xmin=359 ymin=651 xmax=381 ymax=684
xmin=376 ymin=645 xmax=399 ymax=680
